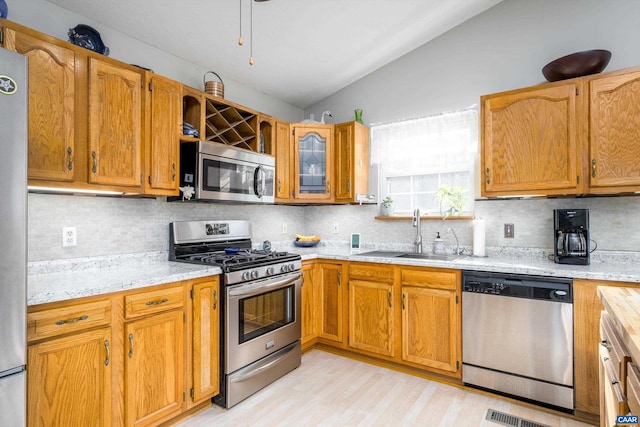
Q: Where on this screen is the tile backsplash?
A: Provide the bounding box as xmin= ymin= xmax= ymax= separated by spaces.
xmin=28 ymin=193 xmax=640 ymax=262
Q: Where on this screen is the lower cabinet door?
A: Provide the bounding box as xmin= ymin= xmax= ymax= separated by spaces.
xmin=190 ymin=279 xmax=219 ymax=405
xmin=348 ymin=279 xmax=394 ymax=357
xmin=28 ymin=328 xmax=112 ymax=427
xmin=401 ymin=286 xmax=459 ymax=373
xmin=125 ymin=310 xmax=184 ymax=427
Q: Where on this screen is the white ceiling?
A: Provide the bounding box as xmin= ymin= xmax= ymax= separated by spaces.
xmin=47 ymin=0 xmax=503 ymax=109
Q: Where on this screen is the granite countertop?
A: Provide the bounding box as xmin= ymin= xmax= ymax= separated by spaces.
xmin=598 ymin=286 xmax=640 ymax=363
xmin=28 ymin=252 xmax=221 ymax=306
xmin=29 ymin=246 xmax=640 ymax=307
xmin=290 ymin=244 xmax=640 ymax=283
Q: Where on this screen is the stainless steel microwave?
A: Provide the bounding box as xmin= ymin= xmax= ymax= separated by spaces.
xmin=177 ymin=141 xmax=275 ymax=204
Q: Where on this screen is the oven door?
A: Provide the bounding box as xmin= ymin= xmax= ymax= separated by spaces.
xmin=198 ymin=152 xmax=275 ymax=204
xmin=226 ymin=271 xmax=301 ymax=373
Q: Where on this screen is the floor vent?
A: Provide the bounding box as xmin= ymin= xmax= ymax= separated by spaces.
xmin=486 ymin=409 xmax=551 ymax=427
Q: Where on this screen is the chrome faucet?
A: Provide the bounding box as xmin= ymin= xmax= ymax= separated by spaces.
xmin=447 ymin=227 xmax=461 ymax=255
xmin=412 ymin=208 xmax=422 ymax=253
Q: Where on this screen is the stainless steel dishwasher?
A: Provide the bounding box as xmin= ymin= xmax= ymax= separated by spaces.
xmin=462 ymin=270 xmax=574 ymax=410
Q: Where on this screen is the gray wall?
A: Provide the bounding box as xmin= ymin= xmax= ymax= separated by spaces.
xmin=9 ymin=0 xmax=303 ymax=122
xmin=307 ymin=0 xmax=640 ymax=125
xmin=20 ymin=0 xmax=640 ymax=261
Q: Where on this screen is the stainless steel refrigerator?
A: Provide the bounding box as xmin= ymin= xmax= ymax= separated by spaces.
xmin=0 ymin=46 xmax=28 ymax=426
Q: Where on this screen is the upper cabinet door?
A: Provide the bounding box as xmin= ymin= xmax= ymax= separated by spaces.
xmin=589 ymin=69 xmax=640 ymax=192
xmin=481 ymin=83 xmax=580 ymax=196
xmin=88 ymin=58 xmax=143 ymax=188
xmin=3 ymin=27 xmax=75 ymax=182
xmin=292 ymin=124 xmax=333 ymax=202
xmin=334 ymin=122 xmax=354 ymax=202
xmin=275 ymin=120 xmax=292 ymax=202
xmin=146 ymin=74 xmax=181 ymax=195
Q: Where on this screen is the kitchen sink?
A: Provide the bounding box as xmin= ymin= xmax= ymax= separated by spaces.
xmin=398 ymin=253 xmax=464 ymax=261
xmin=355 ymin=251 xmax=464 ymax=261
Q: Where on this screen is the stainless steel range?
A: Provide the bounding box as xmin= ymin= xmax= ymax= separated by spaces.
xmin=170 ymin=220 xmax=302 ymax=408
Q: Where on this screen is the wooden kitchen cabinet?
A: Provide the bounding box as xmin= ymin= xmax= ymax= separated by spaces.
xmin=588 ymin=68 xmax=640 ymax=193
xmin=292 ymin=124 xmax=334 ymax=202
xmin=87 ymin=58 xmax=143 ymax=189
xmin=317 ymin=262 xmax=344 ymax=344
xmin=301 ymin=262 xmax=318 ymax=348
xmin=1 ymin=20 xmax=76 ymax=183
xmin=275 ymin=120 xmax=293 ymax=202
xmin=187 ymin=277 xmax=220 ymax=406
xmin=144 ymin=72 xmax=181 ymax=196
xmin=400 ymin=267 xmax=461 ymax=377
xmin=481 ymin=82 xmax=581 ymax=196
xmin=124 ymin=285 xmax=185 ymax=427
xmin=348 ymin=263 xmax=395 ymax=358
xmin=26 ymin=299 xmax=113 ymax=427
xmin=334 ymin=121 xmax=369 ymax=203
xmin=482 ymin=66 xmax=640 ymax=197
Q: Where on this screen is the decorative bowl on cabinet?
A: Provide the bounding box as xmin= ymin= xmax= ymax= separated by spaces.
xmin=542 ymin=49 xmax=612 ymax=82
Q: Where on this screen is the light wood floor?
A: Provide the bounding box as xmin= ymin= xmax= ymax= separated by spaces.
xmin=178 ymin=349 xmax=594 ymax=427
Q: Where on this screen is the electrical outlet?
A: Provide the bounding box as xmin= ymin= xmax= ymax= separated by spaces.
xmin=504 ymin=223 xmax=514 ymax=238
xmin=63 ymin=227 xmax=77 ymax=247
xmin=333 ymin=223 xmax=339 ymax=234
xmin=282 ymin=222 xmax=288 ymax=234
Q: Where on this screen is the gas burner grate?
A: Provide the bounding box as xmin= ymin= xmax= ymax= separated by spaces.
xmin=485 ymin=409 xmax=551 ymax=427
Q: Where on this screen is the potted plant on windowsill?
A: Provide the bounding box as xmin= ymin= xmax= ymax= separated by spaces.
xmin=380 ymin=196 xmax=394 ymax=216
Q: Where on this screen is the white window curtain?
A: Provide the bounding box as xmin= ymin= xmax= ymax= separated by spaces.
xmin=370 ymin=106 xmax=478 ymax=215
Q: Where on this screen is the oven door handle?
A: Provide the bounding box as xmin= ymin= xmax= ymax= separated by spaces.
xmin=229 ymin=343 xmax=299 ymax=383
xmin=228 ymin=273 xmax=301 ymax=298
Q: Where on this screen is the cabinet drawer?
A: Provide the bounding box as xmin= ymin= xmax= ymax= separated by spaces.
xmin=28 ymin=299 xmax=111 ymax=342
xmin=400 ymin=268 xmax=459 ymax=290
xmin=600 ymin=343 xmax=629 ymax=418
xmin=348 ymin=263 xmax=393 ymax=283
xmin=125 ymin=285 xmax=184 ymax=319
xmin=601 ymin=311 xmax=632 ymax=382
xmin=628 ymin=363 xmax=640 ymax=416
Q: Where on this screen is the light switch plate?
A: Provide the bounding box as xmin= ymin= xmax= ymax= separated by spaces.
xmin=504 ymin=223 xmax=514 ymax=238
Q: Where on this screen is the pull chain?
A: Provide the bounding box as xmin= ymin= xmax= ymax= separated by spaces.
xmin=238 ymin=0 xmax=243 ymax=45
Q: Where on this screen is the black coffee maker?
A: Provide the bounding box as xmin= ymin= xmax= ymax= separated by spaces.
xmin=554 ymin=209 xmax=590 ymax=265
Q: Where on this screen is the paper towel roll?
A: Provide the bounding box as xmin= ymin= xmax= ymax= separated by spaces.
xmin=473 ymin=218 xmax=486 ymax=257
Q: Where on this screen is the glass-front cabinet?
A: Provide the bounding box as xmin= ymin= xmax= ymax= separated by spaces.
xmin=292 ymin=124 xmax=333 ymax=202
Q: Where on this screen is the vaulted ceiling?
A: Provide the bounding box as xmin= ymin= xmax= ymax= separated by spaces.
xmin=47 ymin=0 xmax=503 ymax=108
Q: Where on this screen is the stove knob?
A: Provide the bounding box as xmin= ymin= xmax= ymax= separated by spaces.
xmin=266 ymin=267 xmax=275 ymax=276
xmin=251 ymin=270 xmax=259 ymax=279
xmin=281 ymin=264 xmax=289 ymax=273
xmin=242 ymin=271 xmax=251 ymax=281
xmin=288 ymin=263 xmax=296 ymax=272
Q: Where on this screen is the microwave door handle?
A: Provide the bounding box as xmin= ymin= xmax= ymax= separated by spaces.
xmin=254 ymin=165 xmax=264 ymax=198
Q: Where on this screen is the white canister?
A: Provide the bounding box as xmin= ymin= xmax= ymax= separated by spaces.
xmin=473 ymin=218 xmax=486 ymax=257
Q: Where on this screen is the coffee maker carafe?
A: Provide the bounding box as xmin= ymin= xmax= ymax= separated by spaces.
xmin=554 ymin=209 xmax=590 ymax=265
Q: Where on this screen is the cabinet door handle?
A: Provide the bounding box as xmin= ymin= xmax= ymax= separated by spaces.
xmin=337 ymin=271 xmax=341 ymax=286
xmin=388 ymin=291 xmax=392 ymax=308
xmin=213 ymin=289 xmax=217 ymax=310
xmin=128 ymin=333 xmax=134 ymax=358
xmin=104 ymin=339 xmax=110 ymax=366
xmin=591 ymin=159 xmax=597 ymax=178
xmin=55 ymin=314 xmax=88 ymax=325
xmin=67 ymin=147 xmax=73 ymax=171
xmin=91 ymin=151 xmax=97 ymax=173
xmin=145 ymin=298 xmax=169 ymax=306
xmin=326 ymin=180 xmax=330 ymax=194
xmin=171 ymin=163 xmax=176 ymax=182
xmin=278 ymin=178 xmax=282 ymax=193
xmin=485 ymin=167 xmax=490 ymax=185
xmin=402 ymin=293 xmax=406 ymax=310
xmin=347 ymin=178 xmax=351 ymax=193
